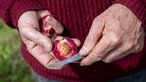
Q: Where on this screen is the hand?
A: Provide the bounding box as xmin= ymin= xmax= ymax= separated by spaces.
xmin=18 ymin=10 xmax=65 ymax=69
xmin=79 ymin=4 xmax=145 ymax=66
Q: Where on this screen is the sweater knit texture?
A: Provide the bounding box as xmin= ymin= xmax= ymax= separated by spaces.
xmin=0 ymin=0 xmax=146 ymax=82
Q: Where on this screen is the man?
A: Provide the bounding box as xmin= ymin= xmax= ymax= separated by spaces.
xmin=0 ymin=0 xmax=146 ymax=82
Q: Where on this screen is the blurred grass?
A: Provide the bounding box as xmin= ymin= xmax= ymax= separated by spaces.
xmin=0 ymin=19 xmax=34 ymax=82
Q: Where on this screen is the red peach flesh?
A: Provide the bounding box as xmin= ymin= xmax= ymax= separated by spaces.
xmin=39 ymin=15 xmax=55 ymax=36
xmin=53 ymin=37 xmax=78 ymax=61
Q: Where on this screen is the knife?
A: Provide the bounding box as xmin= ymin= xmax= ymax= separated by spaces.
xmin=48 ymin=53 xmax=84 ymax=67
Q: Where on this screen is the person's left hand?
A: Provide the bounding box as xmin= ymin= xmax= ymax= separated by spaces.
xmin=79 ymin=4 xmax=145 ymax=66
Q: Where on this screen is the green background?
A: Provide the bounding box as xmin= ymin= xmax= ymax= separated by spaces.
xmin=0 ymin=19 xmax=34 ymax=82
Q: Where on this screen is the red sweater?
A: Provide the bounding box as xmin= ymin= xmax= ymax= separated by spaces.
xmin=0 ymin=0 xmax=146 ymax=82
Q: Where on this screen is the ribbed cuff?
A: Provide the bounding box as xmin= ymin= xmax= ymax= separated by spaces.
xmin=10 ymin=0 xmax=47 ymax=27
xmin=113 ymin=0 xmax=146 ymax=27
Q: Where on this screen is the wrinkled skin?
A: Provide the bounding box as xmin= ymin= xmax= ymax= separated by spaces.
xmin=79 ymin=4 xmax=145 ymax=66
xmin=18 ymin=3 xmax=145 ymax=69
xmin=18 ymin=10 xmax=80 ymax=70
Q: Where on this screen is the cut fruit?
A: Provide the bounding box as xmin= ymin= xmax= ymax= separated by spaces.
xmin=39 ymin=15 xmax=55 ymax=36
xmin=53 ymin=37 xmax=78 ymax=61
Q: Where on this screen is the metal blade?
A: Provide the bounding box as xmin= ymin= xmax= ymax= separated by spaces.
xmin=48 ymin=53 xmax=84 ymax=67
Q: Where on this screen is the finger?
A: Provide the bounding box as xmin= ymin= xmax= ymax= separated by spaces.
xmin=102 ymin=48 xmax=132 ymax=63
xmin=25 ymin=40 xmax=53 ymax=66
xmin=42 ymin=15 xmax=64 ymax=34
xmin=25 ymin=40 xmax=65 ymax=69
xmin=80 ymin=35 xmax=120 ymax=66
xmin=37 ymin=10 xmax=52 ymax=19
xmin=102 ymin=43 xmax=135 ymax=63
xmin=79 ymin=18 xmax=105 ymax=56
xmin=24 ymin=40 xmax=37 ymax=50
xmin=102 ymin=28 xmax=145 ymax=63
xmin=18 ymin=11 xmax=39 ymax=31
xmin=54 ymin=36 xmax=64 ymax=41
xmin=47 ymin=57 xmax=66 ymax=70
xmin=20 ymin=24 xmax=53 ymax=52
xmin=33 ymin=47 xmax=65 ymax=69
xmin=72 ymin=38 xmax=81 ymax=47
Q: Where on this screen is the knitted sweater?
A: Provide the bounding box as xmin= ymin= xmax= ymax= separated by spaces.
xmin=0 ymin=0 xmax=146 ymax=82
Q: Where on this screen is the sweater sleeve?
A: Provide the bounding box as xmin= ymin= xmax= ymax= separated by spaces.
xmin=113 ymin=0 xmax=146 ymax=27
xmin=0 ymin=0 xmax=47 ymax=28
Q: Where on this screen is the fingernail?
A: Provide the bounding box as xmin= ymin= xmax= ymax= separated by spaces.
xmin=80 ymin=63 xmax=85 ymax=66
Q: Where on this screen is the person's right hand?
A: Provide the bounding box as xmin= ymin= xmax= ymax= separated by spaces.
xmin=17 ymin=10 xmax=65 ymax=69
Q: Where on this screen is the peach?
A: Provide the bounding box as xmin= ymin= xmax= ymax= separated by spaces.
xmin=53 ymin=37 xmax=78 ymax=61
xmin=39 ymin=15 xmax=55 ymax=36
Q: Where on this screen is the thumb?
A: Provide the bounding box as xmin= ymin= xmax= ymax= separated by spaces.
xmin=20 ymin=24 xmax=53 ymax=52
xmin=18 ymin=11 xmax=53 ymax=52
xmin=79 ymin=18 xmax=105 ymax=56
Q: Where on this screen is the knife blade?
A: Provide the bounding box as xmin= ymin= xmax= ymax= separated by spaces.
xmin=48 ymin=53 xmax=84 ymax=67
